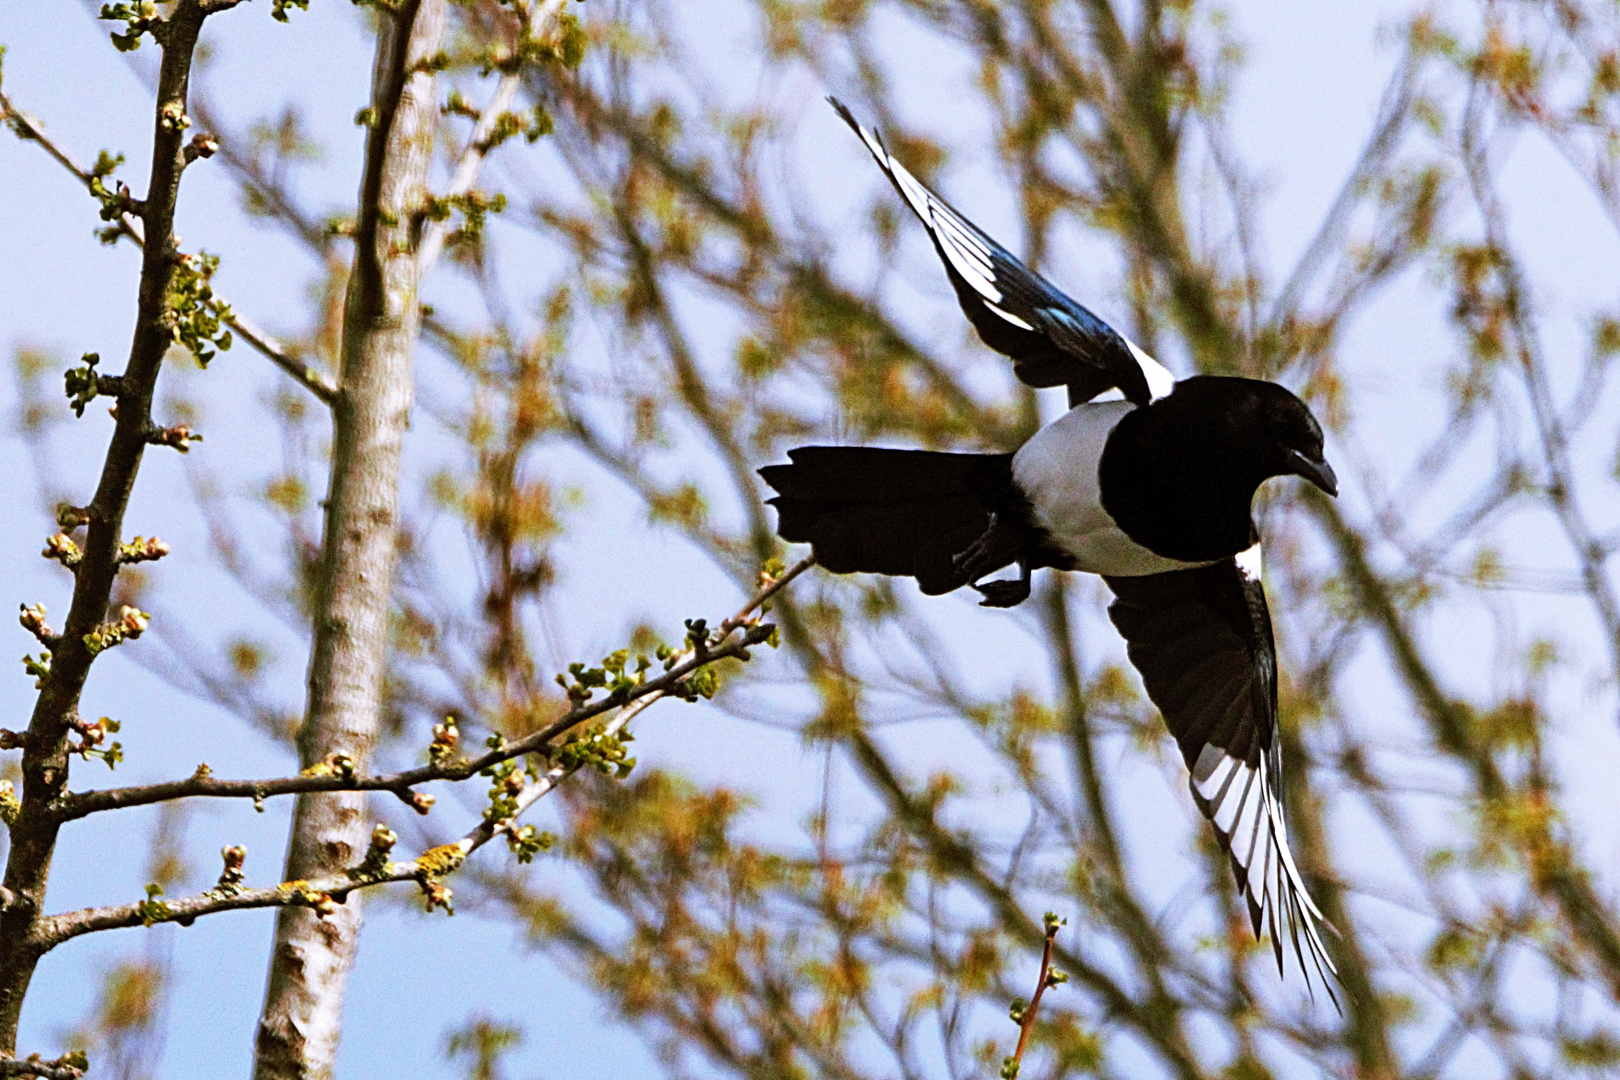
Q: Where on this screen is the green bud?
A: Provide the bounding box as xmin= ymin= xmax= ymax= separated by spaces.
xmin=136 ymin=882 xmax=172 ymax=925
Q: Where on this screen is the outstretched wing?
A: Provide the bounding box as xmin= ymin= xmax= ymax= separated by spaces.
xmin=1104 ymin=545 xmax=1339 ymax=1004
xmin=829 ymin=97 xmax=1171 ymax=408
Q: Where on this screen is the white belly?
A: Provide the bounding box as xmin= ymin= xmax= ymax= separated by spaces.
xmin=1012 ymin=402 xmax=1205 ymax=577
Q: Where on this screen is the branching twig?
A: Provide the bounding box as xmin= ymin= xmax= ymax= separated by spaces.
xmin=61 ymin=556 xmax=812 ymax=820
xmin=30 ymin=557 xmax=814 ymax=951
xmin=417 ymin=0 xmax=566 ymax=276
xmin=0 ymin=85 xmax=338 ymax=405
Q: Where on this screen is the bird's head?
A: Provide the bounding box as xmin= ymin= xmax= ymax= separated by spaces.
xmin=1257 ymin=382 xmax=1334 ymax=495
xmin=1168 ymin=376 xmax=1339 ymax=498
xmin=1238 ymin=379 xmax=1337 ymax=497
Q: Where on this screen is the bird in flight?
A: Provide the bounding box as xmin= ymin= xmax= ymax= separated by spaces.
xmin=759 ymin=98 xmax=1342 ymax=1002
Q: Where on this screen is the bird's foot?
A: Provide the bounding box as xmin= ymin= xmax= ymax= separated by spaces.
xmin=952 ymin=513 xmax=1000 ymax=580
xmin=973 ymin=575 xmax=1030 ymax=608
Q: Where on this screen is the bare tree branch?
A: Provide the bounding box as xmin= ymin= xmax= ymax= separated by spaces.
xmin=59 ymin=556 xmax=810 ymax=819
xmin=0 ymin=85 xmax=339 ymax=405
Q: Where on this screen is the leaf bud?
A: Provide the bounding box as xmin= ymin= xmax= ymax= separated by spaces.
xmin=19 ymin=603 xmax=49 ymax=639
xmin=43 ymin=532 xmax=82 ymax=568
xmin=119 ymin=605 xmax=150 ymax=638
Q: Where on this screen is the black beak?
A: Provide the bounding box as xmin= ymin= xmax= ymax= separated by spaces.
xmin=1287 ymin=449 xmax=1338 ymax=497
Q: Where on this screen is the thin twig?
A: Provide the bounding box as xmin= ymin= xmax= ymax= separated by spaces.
xmin=1457 ymin=108 xmax=1620 ymax=687
xmin=62 ymin=627 xmax=764 ymax=816
xmin=222 ymin=310 xmax=337 ymax=405
xmin=0 ymin=86 xmax=338 ymax=405
xmin=1003 ymin=913 xmax=1066 ymax=1079
xmin=0 ymin=1057 xmax=83 ymax=1080
xmin=60 ymin=557 xmax=814 ymax=820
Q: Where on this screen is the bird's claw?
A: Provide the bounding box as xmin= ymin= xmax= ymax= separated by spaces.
xmin=973 ymin=577 xmax=1030 ymax=608
xmin=952 ymin=513 xmax=999 ymax=579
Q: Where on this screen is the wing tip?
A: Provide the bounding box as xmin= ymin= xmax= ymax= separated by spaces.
xmin=826 ymin=95 xmax=888 ymax=163
xmin=1194 ymin=746 xmax=1343 ymax=1007
xmin=827 ymin=94 xmax=858 ymax=130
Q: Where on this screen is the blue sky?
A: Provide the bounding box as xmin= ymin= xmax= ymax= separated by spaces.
xmin=4 ymin=1 xmax=1619 ymax=1076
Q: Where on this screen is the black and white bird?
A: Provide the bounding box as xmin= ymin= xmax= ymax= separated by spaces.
xmin=759 ymin=99 xmax=1341 ymax=999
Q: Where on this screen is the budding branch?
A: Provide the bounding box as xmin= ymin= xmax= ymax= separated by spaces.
xmin=61 ymin=556 xmax=812 ymax=820
xmin=27 ymin=557 xmax=815 ymax=952
xmin=0 ymin=84 xmax=338 ymax=405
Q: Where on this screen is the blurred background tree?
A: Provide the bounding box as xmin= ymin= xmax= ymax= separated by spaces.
xmin=4 ymin=0 xmax=1620 ymax=1077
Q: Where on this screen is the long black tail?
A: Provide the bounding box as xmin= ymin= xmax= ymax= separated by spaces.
xmin=758 ymin=447 xmax=1015 ymax=594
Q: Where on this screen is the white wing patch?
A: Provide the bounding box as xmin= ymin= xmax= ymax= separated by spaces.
xmin=845 ymin=116 xmax=1007 ymax=305
xmin=1125 ymin=339 xmax=1177 ymax=402
xmin=1234 ymin=541 xmax=1263 ymax=582
xmin=1190 ymin=743 xmax=1338 ymax=1000
xmin=983 ymin=301 xmax=1035 ymax=330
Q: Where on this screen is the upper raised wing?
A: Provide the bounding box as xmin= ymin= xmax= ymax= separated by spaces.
xmin=829 ymin=97 xmax=1172 ymax=408
xmin=1104 ymin=544 xmax=1339 ymax=1005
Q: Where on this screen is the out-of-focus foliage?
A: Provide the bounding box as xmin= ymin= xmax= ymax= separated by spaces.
xmin=59 ymin=807 xmax=190 ymax=1080
xmin=13 ymin=0 xmax=1620 ymax=1076
xmin=443 ymin=1014 xmax=522 ymax=1080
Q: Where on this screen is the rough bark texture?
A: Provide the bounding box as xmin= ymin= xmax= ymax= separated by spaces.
xmin=251 ymin=4 xmax=444 ymax=1076
xmin=0 ymin=0 xmax=217 ymax=1054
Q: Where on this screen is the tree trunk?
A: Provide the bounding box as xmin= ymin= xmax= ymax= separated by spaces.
xmin=251 ymin=3 xmax=443 ymax=1076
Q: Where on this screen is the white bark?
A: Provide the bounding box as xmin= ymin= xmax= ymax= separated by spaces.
xmin=251 ymin=3 xmax=445 ymax=1076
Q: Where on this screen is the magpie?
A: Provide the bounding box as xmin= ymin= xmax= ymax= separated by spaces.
xmin=758 ymin=99 xmax=1342 ymax=1000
